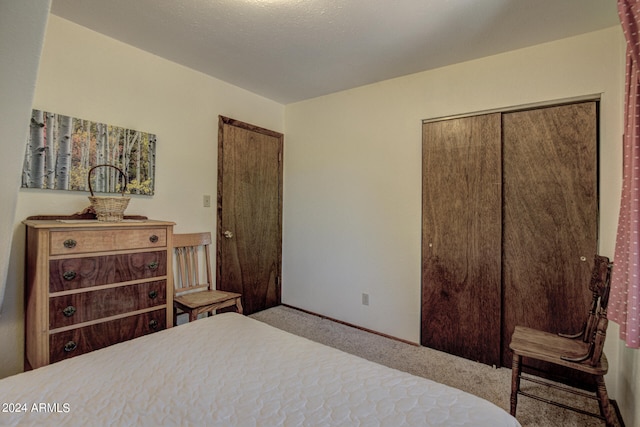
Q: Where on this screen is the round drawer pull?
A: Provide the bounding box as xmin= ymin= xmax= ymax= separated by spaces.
xmin=62 ymin=306 xmax=77 ymax=317
xmin=149 ymin=235 xmax=159 ymax=243
xmin=63 ymin=239 xmax=77 ymax=249
xmin=148 ymin=261 xmax=159 ymax=270
xmin=62 ymin=271 xmax=77 ymax=281
xmin=63 ymin=341 xmax=77 ymax=353
xmin=148 ymin=290 xmax=158 ymax=299
xmin=149 ymin=319 xmax=159 ymax=330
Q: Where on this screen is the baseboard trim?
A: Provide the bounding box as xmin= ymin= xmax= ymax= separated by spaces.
xmin=281 ymin=304 xmax=420 ymax=347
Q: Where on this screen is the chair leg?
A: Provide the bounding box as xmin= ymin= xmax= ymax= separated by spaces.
xmin=595 ymin=375 xmax=616 ymax=427
xmin=235 ymin=297 xmax=244 ymax=314
xmin=510 ymin=353 xmax=522 ymax=416
xmin=189 ymin=310 xmax=198 ymax=322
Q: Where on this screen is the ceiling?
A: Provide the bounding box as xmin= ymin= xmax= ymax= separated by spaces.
xmin=50 ymin=0 xmax=620 ymax=104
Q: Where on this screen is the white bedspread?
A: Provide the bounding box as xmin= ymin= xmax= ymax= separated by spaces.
xmin=0 ymin=313 xmax=520 ymax=426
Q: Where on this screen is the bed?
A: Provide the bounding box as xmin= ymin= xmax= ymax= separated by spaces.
xmin=0 ymin=313 xmax=520 ymax=426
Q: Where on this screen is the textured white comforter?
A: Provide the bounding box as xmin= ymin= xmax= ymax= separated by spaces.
xmin=0 ymin=313 xmax=520 ymax=426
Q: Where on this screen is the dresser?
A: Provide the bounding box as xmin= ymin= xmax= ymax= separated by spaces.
xmin=23 ymin=219 xmax=174 ymax=370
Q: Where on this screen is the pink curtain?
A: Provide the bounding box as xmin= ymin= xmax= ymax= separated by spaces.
xmin=611 ymin=0 xmax=640 ymax=348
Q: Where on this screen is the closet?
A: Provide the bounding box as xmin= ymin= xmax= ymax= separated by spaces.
xmin=421 ymin=101 xmax=598 ymax=368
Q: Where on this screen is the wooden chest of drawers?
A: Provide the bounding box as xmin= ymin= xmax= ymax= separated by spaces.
xmin=23 ymin=219 xmax=174 ymax=369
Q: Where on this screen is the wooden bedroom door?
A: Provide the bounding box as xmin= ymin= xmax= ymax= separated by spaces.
xmin=501 ymin=102 xmax=598 ymax=368
xmin=421 ymin=113 xmax=503 ymax=366
xmin=217 ymin=116 xmax=283 ymax=315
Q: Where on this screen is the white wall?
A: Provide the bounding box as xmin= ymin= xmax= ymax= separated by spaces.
xmin=0 ymin=0 xmax=50 ymax=317
xmin=283 ymin=26 xmax=639 ymax=426
xmin=0 ymin=14 xmax=284 ymax=379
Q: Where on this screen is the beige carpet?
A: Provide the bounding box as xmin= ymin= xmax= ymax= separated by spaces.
xmin=250 ymin=305 xmax=617 ymax=427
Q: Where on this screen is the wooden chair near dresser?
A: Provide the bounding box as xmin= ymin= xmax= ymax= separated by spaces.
xmin=173 ymin=232 xmax=242 ymax=325
xmin=509 ymin=255 xmax=616 ymax=426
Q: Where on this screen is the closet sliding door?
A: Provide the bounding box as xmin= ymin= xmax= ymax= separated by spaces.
xmin=421 ymin=113 xmax=502 ymax=366
xmin=501 ymin=102 xmax=598 ymax=368
xmin=421 ymin=101 xmax=598 ymax=368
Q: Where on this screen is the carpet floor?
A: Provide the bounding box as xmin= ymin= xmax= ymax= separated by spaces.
xmin=250 ymin=305 xmax=617 ymax=427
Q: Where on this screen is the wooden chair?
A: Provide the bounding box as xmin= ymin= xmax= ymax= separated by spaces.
xmin=173 ymin=232 xmax=242 ymax=325
xmin=509 ymin=255 xmax=616 ymax=427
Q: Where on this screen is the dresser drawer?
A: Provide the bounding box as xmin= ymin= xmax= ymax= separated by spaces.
xmin=49 ymin=280 xmax=166 ymax=329
xmin=49 ymin=251 xmax=166 ymax=292
xmin=49 ymin=309 xmax=166 ymax=363
xmin=49 ymin=228 xmax=167 ymax=255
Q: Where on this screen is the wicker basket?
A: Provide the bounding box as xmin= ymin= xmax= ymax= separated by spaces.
xmin=88 ymin=164 xmax=130 ymax=222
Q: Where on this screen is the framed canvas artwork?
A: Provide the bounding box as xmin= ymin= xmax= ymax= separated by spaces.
xmin=22 ymin=110 xmax=156 ymax=195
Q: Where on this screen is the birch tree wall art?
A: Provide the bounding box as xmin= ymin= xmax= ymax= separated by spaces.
xmin=22 ymin=110 xmax=156 ymax=195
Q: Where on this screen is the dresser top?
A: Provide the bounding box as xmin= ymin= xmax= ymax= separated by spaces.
xmin=23 ymin=219 xmax=175 ymax=229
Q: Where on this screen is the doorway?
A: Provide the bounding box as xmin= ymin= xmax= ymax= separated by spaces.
xmin=217 ymin=116 xmax=283 ymax=314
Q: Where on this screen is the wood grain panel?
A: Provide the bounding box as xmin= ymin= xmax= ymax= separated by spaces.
xmin=49 ymin=251 xmax=166 ymax=292
xmin=49 ymin=309 xmax=166 ymax=364
xmin=502 ymin=102 xmax=598 ymax=369
xmin=49 ymin=281 xmax=166 ymax=329
xmin=218 ymin=117 xmax=283 ymax=315
xmin=24 ymin=226 xmax=51 ymax=371
xmin=421 ymin=113 xmax=502 ymax=366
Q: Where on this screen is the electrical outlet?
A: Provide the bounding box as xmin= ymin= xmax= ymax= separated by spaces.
xmin=362 ymin=293 xmax=369 ymax=306
xmin=203 ymin=194 xmax=211 ymax=207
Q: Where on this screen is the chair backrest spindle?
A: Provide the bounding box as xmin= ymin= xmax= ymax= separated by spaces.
xmin=582 ymin=256 xmax=611 ymax=342
xmin=173 ymin=232 xmax=213 ymax=296
xmin=560 ymin=255 xmax=613 ymax=366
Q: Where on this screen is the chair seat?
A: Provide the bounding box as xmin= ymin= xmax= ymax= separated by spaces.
xmin=175 ymin=289 xmax=242 ymax=310
xmin=510 ymin=326 xmax=608 ymax=375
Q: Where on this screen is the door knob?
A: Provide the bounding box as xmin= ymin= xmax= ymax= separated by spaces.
xmin=223 ymin=230 xmax=233 ymax=239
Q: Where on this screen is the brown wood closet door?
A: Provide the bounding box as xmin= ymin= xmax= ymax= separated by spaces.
xmin=217 ymin=116 xmax=283 ymax=315
xmin=421 ymin=113 xmax=502 ymax=366
xmin=502 ymin=102 xmax=598 ymax=368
